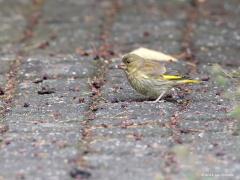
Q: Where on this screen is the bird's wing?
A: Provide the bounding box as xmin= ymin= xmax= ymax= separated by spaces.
xmin=138 ymin=59 xmax=186 ymax=80
xmin=137 ymin=59 xmax=200 ymax=85
xmin=138 ymin=60 xmax=166 ymax=76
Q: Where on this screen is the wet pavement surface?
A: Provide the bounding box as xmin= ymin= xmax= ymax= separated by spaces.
xmin=0 ymin=0 xmax=240 ymax=179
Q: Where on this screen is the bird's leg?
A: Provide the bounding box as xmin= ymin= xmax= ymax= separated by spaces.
xmin=153 ymin=91 xmax=166 ymax=103
xmin=171 ymin=88 xmax=179 ymax=99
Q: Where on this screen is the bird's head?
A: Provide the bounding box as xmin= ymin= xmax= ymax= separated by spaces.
xmin=119 ymin=54 xmax=143 ymax=73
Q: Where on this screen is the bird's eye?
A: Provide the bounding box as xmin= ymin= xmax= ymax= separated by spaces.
xmin=123 ymin=56 xmax=132 ymax=64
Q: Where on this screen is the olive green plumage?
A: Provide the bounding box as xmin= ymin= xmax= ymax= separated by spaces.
xmin=121 ymin=54 xmax=200 ymax=102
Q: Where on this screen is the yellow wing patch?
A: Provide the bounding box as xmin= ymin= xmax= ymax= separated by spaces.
xmin=162 ymin=75 xmax=183 ymax=80
xmin=178 ymin=79 xmax=200 ymax=84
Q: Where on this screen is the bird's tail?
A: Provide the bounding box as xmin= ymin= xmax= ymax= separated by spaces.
xmin=176 ymin=79 xmax=201 ymax=84
xmin=161 ymin=75 xmax=201 ymax=84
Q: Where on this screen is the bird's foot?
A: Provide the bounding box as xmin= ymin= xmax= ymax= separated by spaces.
xmin=144 ymin=99 xmax=165 ymax=103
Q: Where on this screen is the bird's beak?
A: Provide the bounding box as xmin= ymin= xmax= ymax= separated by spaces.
xmin=118 ymin=63 xmax=127 ymax=70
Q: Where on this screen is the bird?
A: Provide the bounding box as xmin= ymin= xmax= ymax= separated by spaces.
xmin=119 ymin=53 xmax=200 ymax=102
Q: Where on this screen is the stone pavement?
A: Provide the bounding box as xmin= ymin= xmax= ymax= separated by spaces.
xmin=0 ymin=0 xmax=239 ymax=179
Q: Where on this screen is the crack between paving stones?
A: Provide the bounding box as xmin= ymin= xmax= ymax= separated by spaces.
xmin=179 ymin=0 xmax=200 ymax=67
xmin=0 ymin=1 xmax=45 ymax=134
xmin=161 ymin=1 xmax=202 ymax=175
xmin=77 ymin=0 xmax=122 ymax=170
xmin=164 ymin=0 xmax=201 ymax=146
xmin=152 ymin=0 xmax=202 ymax=147
xmin=168 ymin=0 xmax=202 ymax=143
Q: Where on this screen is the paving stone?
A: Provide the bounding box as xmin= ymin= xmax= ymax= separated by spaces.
xmin=27 ymin=0 xmax=103 ymax=55
xmin=0 ymin=0 xmax=30 ymax=47
xmin=111 ymin=0 xmax=189 ymax=54
xmin=86 ymin=154 xmax=167 ymax=180
xmin=0 ymin=0 xmax=30 ymax=89
xmin=194 ymin=0 xmax=240 ymax=65
xmin=0 ymin=55 xmax=18 ymax=90
xmin=94 ymin=101 xmax=177 ymax=125
xmin=20 ymin=55 xmax=97 ymax=80
xmin=81 ymin=100 xmax=178 ymax=179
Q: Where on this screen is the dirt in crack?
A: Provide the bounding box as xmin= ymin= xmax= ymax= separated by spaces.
xmin=167 ymin=0 xmax=202 ymax=145
xmin=77 ymin=0 xmax=122 ymax=171
xmin=0 ymin=1 xmax=45 ymax=128
xmin=180 ymin=0 xmax=201 ymax=66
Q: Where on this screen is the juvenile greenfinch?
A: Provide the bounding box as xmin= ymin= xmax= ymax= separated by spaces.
xmin=120 ymin=54 xmax=200 ymax=102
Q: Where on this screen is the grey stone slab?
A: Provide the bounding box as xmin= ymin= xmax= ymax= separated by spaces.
xmin=0 ymin=55 xmax=18 ymax=88
xmin=0 ymin=133 xmax=79 ymax=179
xmin=20 ymin=55 xmax=97 ymax=80
xmin=27 ymin=0 xmax=103 ymax=54
xmin=111 ymin=0 xmax=189 ymax=54
xmin=93 ymin=101 xmax=177 ymax=126
xmin=0 ymin=56 xmax=14 ymax=74
xmin=0 ymin=0 xmax=30 ymax=46
xmin=0 ymin=0 xmax=30 ymax=88
xmin=0 ymin=75 xmax=6 ymax=89
xmin=194 ymin=0 xmax=240 ymax=65
xmin=86 ymin=153 xmax=167 ymax=180
xmin=0 ymin=105 xmax=85 ymax=177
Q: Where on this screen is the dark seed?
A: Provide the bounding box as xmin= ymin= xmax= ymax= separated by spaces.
xmin=23 ymin=103 xmax=30 ymax=107
xmin=69 ymin=168 xmax=91 ymax=179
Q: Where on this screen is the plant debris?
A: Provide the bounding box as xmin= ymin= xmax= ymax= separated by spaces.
xmin=37 ymin=85 xmax=55 ymax=95
xmin=0 ymin=87 xmax=4 ymax=95
xmin=33 ymin=75 xmax=49 ymax=84
xmin=0 ymin=124 xmax=9 ymax=134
